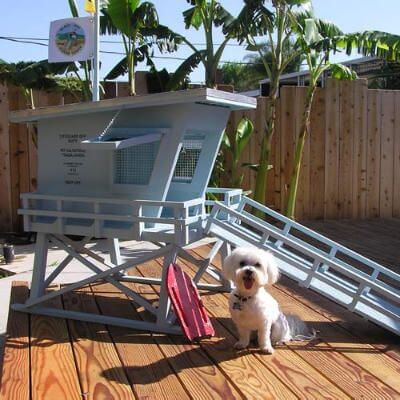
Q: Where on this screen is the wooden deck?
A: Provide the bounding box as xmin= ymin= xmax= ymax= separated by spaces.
xmin=305 ymin=218 xmax=400 ymax=273
xmin=1 ymin=245 xmax=400 ymax=399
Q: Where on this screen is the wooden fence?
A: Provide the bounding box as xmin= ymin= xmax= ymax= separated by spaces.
xmin=225 ymin=78 xmax=400 ymax=221
xmin=0 ymin=82 xmax=136 ymax=232
xmin=1 ymin=78 xmax=400 ymax=232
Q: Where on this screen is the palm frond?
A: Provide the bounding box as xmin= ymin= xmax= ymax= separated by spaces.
xmin=167 ymin=50 xmax=205 ymax=91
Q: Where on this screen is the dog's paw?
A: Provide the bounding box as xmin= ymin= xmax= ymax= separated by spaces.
xmin=260 ymin=345 xmax=274 ymax=354
xmin=234 ymin=341 xmax=249 ymax=350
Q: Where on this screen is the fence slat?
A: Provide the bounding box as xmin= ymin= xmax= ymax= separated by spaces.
xmin=379 ymin=91 xmax=395 ymax=218
xmin=8 ymin=86 xmax=22 ymax=231
xmin=272 ymin=97 xmax=281 ymax=211
xmin=366 ymin=90 xmax=381 ymax=218
xmin=338 ymin=80 xmax=354 ymax=218
xmin=295 ymin=87 xmax=309 ymax=221
xmin=393 ymin=92 xmax=400 ymax=217
xmin=280 ymin=86 xmax=297 ymax=217
xmin=352 ymin=79 xmax=368 ymax=219
xmin=309 ymin=87 xmax=325 ymax=220
xmin=0 ymin=84 xmax=12 ymax=231
xmin=17 ymin=94 xmax=31 ymax=199
xmin=324 ymin=79 xmax=340 ymax=218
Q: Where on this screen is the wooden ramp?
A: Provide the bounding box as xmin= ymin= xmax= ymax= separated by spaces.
xmin=1 ymin=246 xmax=400 ymax=400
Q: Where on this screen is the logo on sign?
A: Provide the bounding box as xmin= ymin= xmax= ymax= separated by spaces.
xmin=55 ymin=23 xmax=85 ymax=56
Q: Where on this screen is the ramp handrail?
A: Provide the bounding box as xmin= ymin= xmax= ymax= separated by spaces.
xmin=205 ymin=198 xmax=400 ymax=336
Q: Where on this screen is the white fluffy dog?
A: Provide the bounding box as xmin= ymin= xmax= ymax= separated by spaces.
xmin=222 ymin=247 xmax=313 ymax=354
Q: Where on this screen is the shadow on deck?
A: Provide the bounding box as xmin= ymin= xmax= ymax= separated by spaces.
xmin=305 ymin=218 xmax=400 ymax=273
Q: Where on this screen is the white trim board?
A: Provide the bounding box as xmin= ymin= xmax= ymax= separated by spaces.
xmin=9 ymin=88 xmax=257 ymax=123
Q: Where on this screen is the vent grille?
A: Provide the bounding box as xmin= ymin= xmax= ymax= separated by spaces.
xmin=173 ymin=135 xmax=204 ymax=183
xmin=114 ymin=141 xmax=159 ymax=185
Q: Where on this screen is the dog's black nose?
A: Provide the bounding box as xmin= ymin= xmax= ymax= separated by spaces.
xmin=244 ymin=269 xmax=253 ymax=276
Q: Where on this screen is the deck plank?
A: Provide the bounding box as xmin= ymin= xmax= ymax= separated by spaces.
xmin=62 ymin=287 xmax=135 ymax=400
xmin=277 ymin=275 xmax=400 ymax=361
xmin=92 ymin=281 xmax=242 ymax=400
xmin=0 ymin=282 xmax=30 ymax=400
xmin=270 ymin=286 xmax=400 ymax=397
xmin=304 ymin=219 xmax=400 ymax=273
xmin=90 ymin=282 xmax=192 ymax=400
xmin=30 ymin=287 xmax=82 ymax=400
xmin=191 ymin=246 xmax=400 ymax=399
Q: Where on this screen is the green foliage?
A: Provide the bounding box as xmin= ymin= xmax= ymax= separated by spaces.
xmin=102 ymin=0 xmax=181 ymax=95
xmin=0 ymin=59 xmax=76 ymax=91
xmin=329 ymin=63 xmax=357 ymax=80
xmin=285 ymin=12 xmax=357 ymax=219
xmin=225 ymin=0 xmax=313 ymax=208
xmin=221 ymin=40 xmax=303 ymax=91
xmin=218 ymin=117 xmax=255 ymax=187
xmin=334 ymin=31 xmax=400 ymax=62
xmin=107 ymin=0 xmax=157 ymax=36
xmin=167 ymin=51 xmax=205 ymax=91
xmin=146 ymin=65 xmax=189 ymax=93
xmin=173 ymin=1 xmax=239 ymax=88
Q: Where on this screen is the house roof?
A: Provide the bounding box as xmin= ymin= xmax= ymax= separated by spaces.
xmin=259 ymin=56 xmax=382 ymax=85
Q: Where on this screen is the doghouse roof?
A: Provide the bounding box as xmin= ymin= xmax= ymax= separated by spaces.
xmin=9 ymin=88 xmax=257 ymax=123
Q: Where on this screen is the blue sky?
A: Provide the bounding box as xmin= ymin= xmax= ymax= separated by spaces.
xmin=1 ymin=0 xmax=400 ymax=83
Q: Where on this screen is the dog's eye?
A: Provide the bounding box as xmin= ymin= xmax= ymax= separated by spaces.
xmin=255 ymin=262 xmax=261 ymax=268
xmin=239 ymin=261 xmax=246 ymax=267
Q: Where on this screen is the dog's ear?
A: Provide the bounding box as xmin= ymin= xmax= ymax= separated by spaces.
xmin=265 ymin=252 xmax=279 ymax=285
xmin=222 ymin=252 xmax=235 ymax=281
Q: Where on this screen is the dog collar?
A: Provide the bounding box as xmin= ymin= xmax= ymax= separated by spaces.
xmin=233 ymin=293 xmax=252 ymax=302
xmin=232 ymin=293 xmax=252 ymax=310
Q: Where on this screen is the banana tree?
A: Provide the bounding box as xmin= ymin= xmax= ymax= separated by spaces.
xmin=167 ymin=0 xmax=237 ymax=89
xmin=101 ymin=0 xmax=180 ymax=95
xmin=209 ymin=117 xmax=255 ymax=199
xmin=229 ymin=0 xmax=312 ymax=208
xmin=223 ymin=117 xmax=254 ymax=187
xmin=285 ymin=16 xmax=356 ymax=219
xmin=333 ymin=30 xmax=400 ymax=62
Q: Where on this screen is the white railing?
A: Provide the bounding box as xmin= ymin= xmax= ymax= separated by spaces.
xmin=205 ymin=187 xmax=243 ymax=209
xmin=19 ymin=193 xmax=205 ymax=245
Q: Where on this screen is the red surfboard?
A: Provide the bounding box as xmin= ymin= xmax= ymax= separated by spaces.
xmin=167 ymin=263 xmax=215 ymax=341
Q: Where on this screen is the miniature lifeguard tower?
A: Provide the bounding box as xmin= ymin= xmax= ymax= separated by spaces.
xmin=10 ymin=88 xmax=400 ymax=337
xmin=10 ymin=89 xmax=257 ymax=334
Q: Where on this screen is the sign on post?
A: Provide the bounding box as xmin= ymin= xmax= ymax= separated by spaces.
xmin=48 ymin=17 xmax=94 ymax=63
